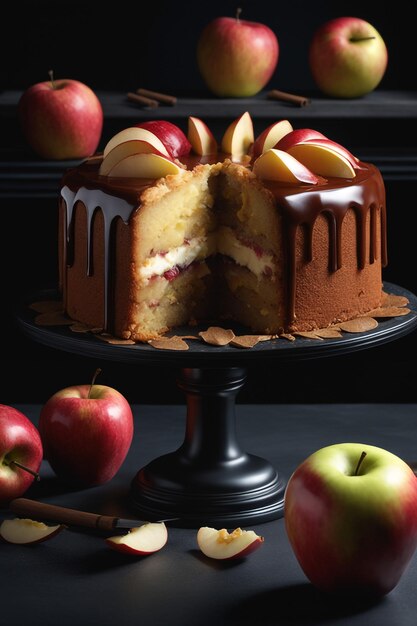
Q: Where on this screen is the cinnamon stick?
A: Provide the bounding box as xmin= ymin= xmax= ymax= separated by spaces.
xmin=136 ymin=88 xmax=177 ymax=105
xmin=267 ymin=89 xmax=311 ymax=107
xmin=127 ymin=92 xmax=159 ymax=108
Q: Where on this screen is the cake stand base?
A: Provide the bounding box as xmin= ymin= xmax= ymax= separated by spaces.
xmin=129 ymin=367 xmax=286 ymax=527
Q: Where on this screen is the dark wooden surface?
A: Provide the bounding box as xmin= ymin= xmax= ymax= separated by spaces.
xmin=2 ymin=403 xmax=417 ymax=626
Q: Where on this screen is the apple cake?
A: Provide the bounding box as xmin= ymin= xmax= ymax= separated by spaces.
xmin=58 ymin=113 xmax=387 ymax=342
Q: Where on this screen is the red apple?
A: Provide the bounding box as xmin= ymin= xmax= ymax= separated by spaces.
xmin=0 ymin=405 xmax=43 ymax=506
xmin=0 ymin=518 xmax=64 ymax=545
xmin=106 ymin=522 xmax=168 ymax=555
xmin=196 ymin=9 xmax=279 ymax=97
xmin=285 ymin=443 xmax=417 ymax=597
xmin=38 ymin=370 xmax=134 ymax=486
xmin=18 ymin=72 xmax=103 ymax=160
xmin=135 ymin=120 xmax=191 ymax=158
xmin=309 ymin=17 xmax=388 ymax=98
xmin=197 ymin=526 xmax=264 ymax=560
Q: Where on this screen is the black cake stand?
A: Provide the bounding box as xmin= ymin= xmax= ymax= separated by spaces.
xmin=17 ymin=282 xmax=417 ymax=528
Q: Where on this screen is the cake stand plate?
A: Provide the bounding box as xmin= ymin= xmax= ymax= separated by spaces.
xmin=16 ymin=282 xmax=417 ymax=527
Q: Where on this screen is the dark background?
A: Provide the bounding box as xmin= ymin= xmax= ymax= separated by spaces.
xmin=1 ymin=1 xmax=416 ymax=406
xmin=1 ymin=1 xmax=413 ymax=93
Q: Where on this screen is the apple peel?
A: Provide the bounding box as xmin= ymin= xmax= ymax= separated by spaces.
xmin=106 ymin=522 xmax=168 ymax=555
xmin=197 ymin=526 xmax=264 ymax=560
xmin=0 ymin=518 xmax=64 ymax=544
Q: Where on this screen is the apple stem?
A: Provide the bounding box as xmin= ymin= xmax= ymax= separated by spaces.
xmin=236 ymin=7 xmax=242 ymax=22
xmin=354 ymin=451 xmax=367 ymax=476
xmin=88 ymin=367 xmax=102 ymax=399
xmin=7 ymin=460 xmax=40 ymax=481
xmin=350 ymin=36 xmax=376 ymax=42
xmin=48 ymin=69 xmax=55 ymax=89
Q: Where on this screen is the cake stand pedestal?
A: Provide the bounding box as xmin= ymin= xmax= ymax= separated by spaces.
xmin=17 ymin=282 xmax=417 ymax=527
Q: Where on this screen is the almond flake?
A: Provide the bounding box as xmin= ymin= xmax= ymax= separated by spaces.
xmin=338 ymin=317 xmax=378 ymax=333
xmin=198 ymin=327 xmax=235 ymax=346
xmin=230 ymin=335 xmax=262 ymax=349
xmin=293 ymin=331 xmax=324 ymax=340
xmin=30 ymin=300 xmax=63 ymax=313
xmin=315 ymin=328 xmax=343 ymax=338
xmin=280 ymin=333 xmax=296 ymax=341
xmin=35 ymin=311 xmax=73 ymax=326
xmin=148 ymin=336 xmax=189 ymax=350
xmin=368 ymin=306 xmax=411 ymax=318
xmin=382 ymin=293 xmax=409 ymax=308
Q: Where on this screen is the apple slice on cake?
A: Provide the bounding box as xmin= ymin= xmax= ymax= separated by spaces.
xmin=253 ymin=149 xmax=320 ymax=184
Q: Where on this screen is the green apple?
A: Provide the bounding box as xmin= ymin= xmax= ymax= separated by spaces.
xmin=284 ymin=442 xmax=417 ymax=597
xmin=309 ymin=17 xmax=388 ymax=98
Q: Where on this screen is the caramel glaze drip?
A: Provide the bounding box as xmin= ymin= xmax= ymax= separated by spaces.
xmin=60 ymin=156 xmax=387 ymax=332
xmin=261 ymin=163 xmax=387 ymax=324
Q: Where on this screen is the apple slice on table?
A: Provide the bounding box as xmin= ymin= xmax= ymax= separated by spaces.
xmin=0 ymin=518 xmax=64 ymax=544
xmin=197 ymin=526 xmax=264 ymax=560
xmin=106 ymin=522 xmax=168 ymax=555
xmin=188 ymin=116 xmax=218 ymax=156
xmin=253 ymin=149 xmax=320 ymax=185
xmin=103 ymin=127 xmax=170 ymax=158
xmin=221 ymin=111 xmax=254 ymax=158
xmin=135 ymin=120 xmax=192 ymax=158
xmin=252 ymin=119 xmax=293 ymax=159
xmin=99 ymin=140 xmax=170 ymax=176
xmin=107 ymin=153 xmax=184 ymax=178
xmin=274 ymin=128 xmax=327 ymax=152
xmin=287 ymin=142 xmax=356 ymax=178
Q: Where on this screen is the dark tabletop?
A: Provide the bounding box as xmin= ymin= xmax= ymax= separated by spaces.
xmin=3 ymin=402 xmax=417 ymax=626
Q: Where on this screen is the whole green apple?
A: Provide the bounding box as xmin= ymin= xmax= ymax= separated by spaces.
xmin=309 ymin=17 xmax=388 ymax=98
xmin=197 ymin=10 xmax=279 ymax=97
xmin=284 ymin=442 xmax=417 ymax=597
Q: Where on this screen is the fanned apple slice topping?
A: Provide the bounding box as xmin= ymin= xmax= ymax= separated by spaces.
xmin=188 ymin=116 xmax=218 ymax=156
xmin=253 ymin=149 xmax=320 ymax=184
xmin=221 ymin=111 xmax=254 ymax=159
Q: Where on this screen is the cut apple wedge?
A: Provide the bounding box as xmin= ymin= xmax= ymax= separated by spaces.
xmin=107 ymin=153 xmax=184 ymax=178
xmin=252 ymin=119 xmax=293 ymax=159
xmin=188 ymin=116 xmax=218 ymax=156
xmin=0 ymin=518 xmax=64 ymax=544
xmin=197 ymin=526 xmax=264 ymax=560
xmin=253 ymin=149 xmax=320 ymax=184
xmin=303 ymin=138 xmax=359 ymax=166
xmin=287 ymin=142 xmax=356 ymax=178
xmin=136 ymin=120 xmax=191 ymax=158
xmin=103 ymin=127 xmax=170 ymax=158
xmin=99 ymin=140 xmax=169 ymax=176
xmin=221 ymin=111 xmax=254 ymax=158
xmin=274 ymin=128 xmax=327 ymax=152
xmin=106 ymin=522 xmax=168 ymax=555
